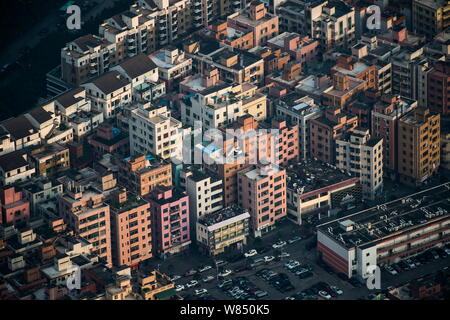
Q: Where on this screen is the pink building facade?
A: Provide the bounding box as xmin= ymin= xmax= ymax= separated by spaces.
xmin=0 ymin=186 xmax=30 ymax=226
xmin=148 ymin=186 xmax=190 ymax=258
xmin=238 ymin=164 xmax=287 ymax=237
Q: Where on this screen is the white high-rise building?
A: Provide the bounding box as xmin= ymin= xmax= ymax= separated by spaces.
xmin=129 ymin=103 xmax=183 ymax=160
xmin=336 ymin=128 xmax=383 ymax=200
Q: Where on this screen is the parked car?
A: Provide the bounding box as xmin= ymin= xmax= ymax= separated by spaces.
xmin=250 ymin=258 xmax=265 ymax=268
xmin=203 ymin=275 xmax=215 ymax=283
xmin=219 ymin=269 xmax=233 ymax=278
xmin=234 ymin=264 xmax=251 ymax=273
xmin=445 ymin=247 xmax=450 ymax=255
xmin=264 ymin=255 xmax=275 ymax=263
xmin=170 ymin=275 xmax=182 ymax=282
xmin=254 ymin=290 xmax=268 ymax=299
xmin=244 ymin=249 xmax=258 ymax=258
xmin=288 ymin=236 xmax=302 ymax=244
xmin=198 ymin=265 xmax=212 ymax=273
xmin=184 ymin=269 xmax=198 ymax=277
xmin=285 ymin=260 xmax=300 ymax=270
xmin=175 ymin=285 xmax=185 ymax=292
xmin=218 ymin=279 xmax=233 ymax=288
xmin=318 ymin=290 xmax=332 ymax=299
xmin=216 ymin=260 xmax=228 ymax=267
xmin=272 ymin=241 xmax=287 ymax=249
xmin=277 ymin=252 xmax=290 ymax=259
xmin=195 ymin=289 xmax=208 ymax=296
xmin=330 ymin=286 xmax=343 ymax=295
xmin=298 ymin=271 xmax=314 ymax=279
xmin=186 ymin=280 xmax=199 ymax=288
xmin=431 ymin=250 xmax=440 ymax=260
xmin=384 ymin=265 xmax=398 ymax=275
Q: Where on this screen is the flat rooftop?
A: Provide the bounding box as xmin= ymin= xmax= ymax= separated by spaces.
xmin=197 ymin=206 xmax=250 ymax=229
xmin=318 ymin=183 xmax=450 ymax=249
xmin=287 ymin=158 xmax=356 ymax=194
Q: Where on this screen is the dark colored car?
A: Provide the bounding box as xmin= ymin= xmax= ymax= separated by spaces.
xmin=298 ymin=271 xmax=314 ymax=279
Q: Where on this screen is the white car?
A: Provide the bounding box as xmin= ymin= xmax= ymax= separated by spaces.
xmin=244 ymin=249 xmax=258 ymax=258
xmin=198 ymin=265 xmax=212 ymax=273
xmin=264 ymin=255 xmax=275 ymax=263
xmin=219 ymin=269 xmax=233 ymax=277
xmin=186 ymin=280 xmax=199 ymax=288
xmin=284 ymin=260 xmax=300 ymax=269
xmin=203 ymin=275 xmax=215 ymax=283
xmin=445 ymin=248 xmax=450 ymax=255
xmin=318 ymin=290 xmax=332 ymax=300
xmin=278 ymin=252 xmax=290 ymax=258
xmin=170 ymin=275 xmax=181 ymax=282
xmin=175 ymin=285 xmax=185 ymax=292
xmin=195 ymin=289 xmax=208 ymax=296
xmin=272 ymin=241 xmax=287 ymax=249
xmin=330 ymin=286 xmax=343 ymax=295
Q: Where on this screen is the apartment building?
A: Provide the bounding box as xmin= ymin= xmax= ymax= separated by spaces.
xmin=371 ymin=95 xmax=418 ymax=178
xmin=54 ymin=88 xmax=104 ymax=141
xmin=277 ymin=0 xmax=328 ymax=36
xmin=179 ymin=69 xmax=267 ymax=129
xmin=427 ymin=60 xmax=450 ymax=115
xmin=137 ymin=269 xmax=176 ymax=300
xmin=332 ymin=55 xmax=377 ymax=90
xmin=315 ymin=0 xmax=356 ymax=50
xmin=196 ymin=206 xmax=250 ymax=255
xmin=227 ymin=1 xmax=279 ymax=47
xmin=60 ymin=34 xmax=117 ymax=87
xmin=58 ymin=186 xmax=112 ymax=266
xmin=260 ymin=118 xmax=300 ymax=167
xmin=286 ymin=159 xmax=361 ymax=225
xmin=397 ymin=107 xmax=440 ymax=186
xmin=28 ymin=143 xmax=70 ymax=178
xmin=322 ymin=73 xmax=366 ymax=108
xmin=148 ymin=186 xmax=190 ymax=258
xmin=442 ymin=129 xmax=450 ymax=171
xmin=135 ymin=0 xmax=193 ymax=47
xmin=20 ymin=178 xmax=63 ymax=213
xmin=183 ymin=37 xmax=265 ymax=85
xmin=391 ymin=47 xmax=433 ymax=103
xmin=274 ymin=92 xmax=322 ymax=160
xmin=149 ymin=47 xmax=193 ymax=90
xmin=88 ymin=123 xmax=129 ymax=159
xmin=336 ymin=128 xmax=384 ymax=200
xmin=117 ymin=154 xmax=172 ymax=197
xmin=82 ymin=71 xmax=132 ymax=118
xmin=107 ymin=188 xmax=152 ymax=268
xmin=317 ymin=183 xmax=450 ymax=281
xmin=237 ymin=163 xmax=286 ymax=237
xmin=310 ymin=107 xmax=359 ymax=164
xmin=0 ymin=150 xmax=35 ymax=186
xmin=129 ymin=104 xmax=183 ymax=161
xmin=267 ymin=32 xmax=320 ymax=65
xmin=412 ymin=0 xmax=450 ymax=39
xmin=200 ymin=115 xmax=273 ymax=206
xmin=0 ymin=187 xmax=30 ymax=227
xmin=183 ymin=169 xmax=223 ymax=228
xmin=0 ymin=127 xmax=15 ymax=157
xmin=0 ymin=115 xmax=41 ymax=151
xmin=202 ymin=20 xmax=254 ymax=50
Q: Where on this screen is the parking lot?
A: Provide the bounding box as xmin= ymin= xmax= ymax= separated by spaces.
xmin=143 ymin=218 xmax=450 ymax=300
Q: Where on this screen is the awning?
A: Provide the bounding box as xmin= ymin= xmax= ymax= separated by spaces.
xmin=154 ymin=288 xmax=176 ymax=300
